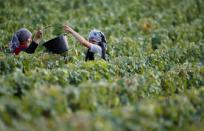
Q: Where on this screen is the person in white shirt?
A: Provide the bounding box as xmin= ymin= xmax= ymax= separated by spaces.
xmin=64 ymin=24 xmax=107 ymax=61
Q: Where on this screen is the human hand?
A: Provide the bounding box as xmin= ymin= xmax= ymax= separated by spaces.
xmin=64 ymin=24 xmax=74 ymax=33
xmin=33 ymin=28 xmax=43 ymax=44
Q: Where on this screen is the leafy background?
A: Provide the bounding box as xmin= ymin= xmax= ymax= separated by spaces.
xmin=0 ymin=0 xmax=204 ymax=130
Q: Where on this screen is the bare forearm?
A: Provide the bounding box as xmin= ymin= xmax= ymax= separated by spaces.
xmin=70 ymin=30 xmax=86 ymax=45
xmin=64 ymin=25 xmax=91 ymax=48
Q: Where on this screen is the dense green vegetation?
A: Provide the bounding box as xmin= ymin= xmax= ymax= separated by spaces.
xmin=0 ymin=0 xmax=204 ymax=130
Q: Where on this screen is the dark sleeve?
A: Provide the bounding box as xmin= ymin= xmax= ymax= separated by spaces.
xmin=24 ymin=41 xmax=38 ymax=54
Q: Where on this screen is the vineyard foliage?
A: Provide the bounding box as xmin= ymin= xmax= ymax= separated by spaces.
xmin=0 ymin=0 xmax=204 ymax=130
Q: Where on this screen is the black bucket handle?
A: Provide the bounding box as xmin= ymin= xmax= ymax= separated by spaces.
xmin=41 ymin=24 xmax=69 ymax=40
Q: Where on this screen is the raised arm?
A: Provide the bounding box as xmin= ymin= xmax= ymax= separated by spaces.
xmin=25 ymin=28 xmax=43 ymax=54
xmin=64 ymin=24 xmax=92 ymax=48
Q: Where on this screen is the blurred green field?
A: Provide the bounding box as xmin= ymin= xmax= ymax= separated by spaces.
xmin=0 ymin=0 xmax=204 ymax=130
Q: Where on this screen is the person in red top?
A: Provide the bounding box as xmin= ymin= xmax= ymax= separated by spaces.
xmin=9 ymin=28 xmax=43 ymax=55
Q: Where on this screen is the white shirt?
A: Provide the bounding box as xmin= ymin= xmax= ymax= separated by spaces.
xmin=89 ymin=44 xmax=102 ymax=57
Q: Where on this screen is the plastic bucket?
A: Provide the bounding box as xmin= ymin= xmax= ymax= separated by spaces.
xmin=43 ymin=34 xmax=68 ymax=54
